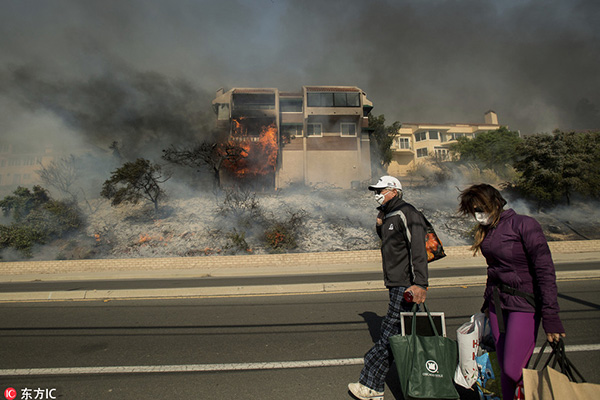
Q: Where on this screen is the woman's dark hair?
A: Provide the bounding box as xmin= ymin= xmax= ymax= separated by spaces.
xmin=458 ymin=184 xmax=507 ymax=254
xmin=459 ymin=184 xmax=507 ymax=215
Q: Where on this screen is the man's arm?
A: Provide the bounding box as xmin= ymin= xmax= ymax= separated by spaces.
xmin=405 ymin=207 xmax=429 ymax=303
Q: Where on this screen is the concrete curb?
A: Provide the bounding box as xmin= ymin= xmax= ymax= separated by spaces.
xmin=1 ymin=240 xmax=598 ymax=279
xmin=0 ymin=240 xmax=598 ymax=302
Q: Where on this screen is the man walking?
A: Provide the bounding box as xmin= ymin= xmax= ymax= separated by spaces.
xmin=348 ymin=175 xmax=429 ymax=400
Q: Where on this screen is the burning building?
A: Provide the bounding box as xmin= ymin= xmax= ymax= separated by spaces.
xmin=212 ymin=86 xmax=374 ymax=189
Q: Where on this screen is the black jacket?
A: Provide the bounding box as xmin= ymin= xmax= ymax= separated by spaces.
xmin=376 ymin=196 xmax=429 ymax=288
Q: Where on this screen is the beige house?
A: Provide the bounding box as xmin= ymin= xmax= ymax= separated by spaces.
xmin=212 ymin=86 xmax=374 ymax=189
xmin=387 ymin=110 xmax=501 ymax=177
xmin=0 ymin=143 xmax=54 ymax=194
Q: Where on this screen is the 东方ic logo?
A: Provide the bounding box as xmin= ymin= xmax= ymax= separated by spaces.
xmin=4 ymin=388 xmax=17 ymax=400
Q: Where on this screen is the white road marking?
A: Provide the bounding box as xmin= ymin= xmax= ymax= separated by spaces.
xmin=1 ymin=344 xmax=599 ymax=377
xmin=0 ymin=358 xmax=364 ymax=376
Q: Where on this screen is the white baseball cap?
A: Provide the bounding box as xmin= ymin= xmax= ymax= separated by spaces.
xmin=368 ymin=175 xmax=402 ymax=191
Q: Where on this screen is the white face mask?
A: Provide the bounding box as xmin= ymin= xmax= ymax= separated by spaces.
xmin=375 ymin=189 xmax=394 ymax=205
xmin=474 ymin=212 xmax=493 ymax=225
xmin=375 ymin=193 xmax=386 ymax=205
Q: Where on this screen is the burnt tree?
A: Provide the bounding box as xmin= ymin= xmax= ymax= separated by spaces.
xmin=162 ymin=141 xmax=247 ymax=189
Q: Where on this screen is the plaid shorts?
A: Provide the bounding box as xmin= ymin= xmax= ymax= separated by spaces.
xmin=359 ymin=286 xmax=413 ymax=392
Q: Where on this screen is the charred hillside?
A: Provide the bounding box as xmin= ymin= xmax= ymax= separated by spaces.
xmin=2 ymin=185 xmax=598 ymax=262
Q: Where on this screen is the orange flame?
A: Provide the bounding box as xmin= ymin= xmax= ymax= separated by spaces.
xmin=226 ymin=120 xmax=278 ymax=177
xmin=138 ymin=233 xmax=170 ymax=245
xmin=139 ymin=234 xmax=153 ymax=243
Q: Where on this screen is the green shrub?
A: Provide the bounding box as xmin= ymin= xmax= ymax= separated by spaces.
xmin=0 ymin=186 xmax=85 ymax=258
xmin=0 ymin=224 xmax=45 ymax=258
xmin=224 ymin=228 xmax=251 ymax=253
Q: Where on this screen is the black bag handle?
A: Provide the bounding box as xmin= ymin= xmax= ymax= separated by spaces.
xmin=531 ymin=339 xmax=586 ymax=383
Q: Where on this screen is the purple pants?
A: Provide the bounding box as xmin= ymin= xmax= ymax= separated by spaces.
xmin=489 ymin=305 xmax=540 ymax=400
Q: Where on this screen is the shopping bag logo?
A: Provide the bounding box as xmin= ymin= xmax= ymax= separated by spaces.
xmin=426 ymin=360 xmax=439 ymax=374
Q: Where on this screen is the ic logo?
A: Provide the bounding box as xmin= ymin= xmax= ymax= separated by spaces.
xmin=426 ymin=360 xmax=439 ymax=373
xmin=4 ymin=388 xmax=17 ymax=400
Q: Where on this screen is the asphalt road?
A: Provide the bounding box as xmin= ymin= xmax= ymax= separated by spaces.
xmin=1 ymin=277 xmax=598 ymax=400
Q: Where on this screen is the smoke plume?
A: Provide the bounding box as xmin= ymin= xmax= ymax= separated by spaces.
xmin=1 ymin=0 xmax=599 ymax=144
xmin=1 ymin=62 xmax=214 ymax=161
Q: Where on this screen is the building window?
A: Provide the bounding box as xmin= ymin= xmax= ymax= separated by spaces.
xmin=280 ymin=98 xmax=303 ymax=112
xmin=233 ymin=93 xmax=275 ymax=110
xmin=341 ymin=123 xmax=357 ymax=137
xmin=334 ymin=92 xmax=360 ymax=107
xmin=415 ymin=132 xmax=427 ymax=142
xmin=307 ymin=92 xmax=360 ymax=107
xmin=281 ymin=124 xmax=302 ymax=136
xmin=307 ymin=93 xmax=332 ymax=107
xmin=417 ymin=148 xmax=428 ymax=158
xmin=307 ymin=123 xmax=322 ymax=137
xmin=434 ymin=147 xmax=448 ymax=160
xmin=281 ymin=124 xmax=302 ymax=143
xmin=428 ymin=130 xmax=439 ymax=140
xmin=396 ymin=137 xmax=411 ymax=149
xmin=445 ymin=132 xmax=465 ymax=141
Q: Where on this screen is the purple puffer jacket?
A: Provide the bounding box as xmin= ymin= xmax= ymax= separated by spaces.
xmin=480 ymin=209 xmax=565 ymax=334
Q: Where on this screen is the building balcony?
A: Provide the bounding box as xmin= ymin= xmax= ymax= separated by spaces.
xmin=392 ymin=146 xmax=414 ymax=154
xmin=305 ymin=106 xmax=363 ymax=116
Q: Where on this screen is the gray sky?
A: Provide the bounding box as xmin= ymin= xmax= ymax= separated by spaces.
xmin=1 ymin=0 xmax=599 ymax=156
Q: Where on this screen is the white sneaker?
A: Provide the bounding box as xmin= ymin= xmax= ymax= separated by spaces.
xmin=348 ymin=382 xmax=384 ymax=400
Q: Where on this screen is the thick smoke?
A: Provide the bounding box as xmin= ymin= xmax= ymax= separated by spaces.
xmin=280 ymin=0 xmax=600 ymax=133
xmin=0 ymin=62 xmax=214 ymax=161
xmin=1 ymin=0 xmax=599 ymax=139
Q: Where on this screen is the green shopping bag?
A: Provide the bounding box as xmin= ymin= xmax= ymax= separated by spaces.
xmin=389 ymin=303 xmax=459 ymax=399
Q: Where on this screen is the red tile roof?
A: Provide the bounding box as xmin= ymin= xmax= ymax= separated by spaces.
xmin=233 ymin=88 xmax=276 ymax=94
xmin=305 ymin=86 xmax=360 ymax=92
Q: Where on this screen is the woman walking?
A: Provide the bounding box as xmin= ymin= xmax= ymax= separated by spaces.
xmin=458 ymin=184 xmax=565 ymax=399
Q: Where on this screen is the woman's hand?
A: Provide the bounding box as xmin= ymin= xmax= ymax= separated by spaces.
xmin=546 ymin=332 xmax=566 ymax=343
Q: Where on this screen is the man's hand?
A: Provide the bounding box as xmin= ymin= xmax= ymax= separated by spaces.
xmin=546 ymin=332 xmax=566 ymax=343
xmin=407 ymin=285 xmax=427 ymax=304
xmin=376 ymin=211 xmax=384 ymax=226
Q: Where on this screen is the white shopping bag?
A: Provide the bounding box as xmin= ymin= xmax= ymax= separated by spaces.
xmin=454 ymin=312 xmax=487 ymax=388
